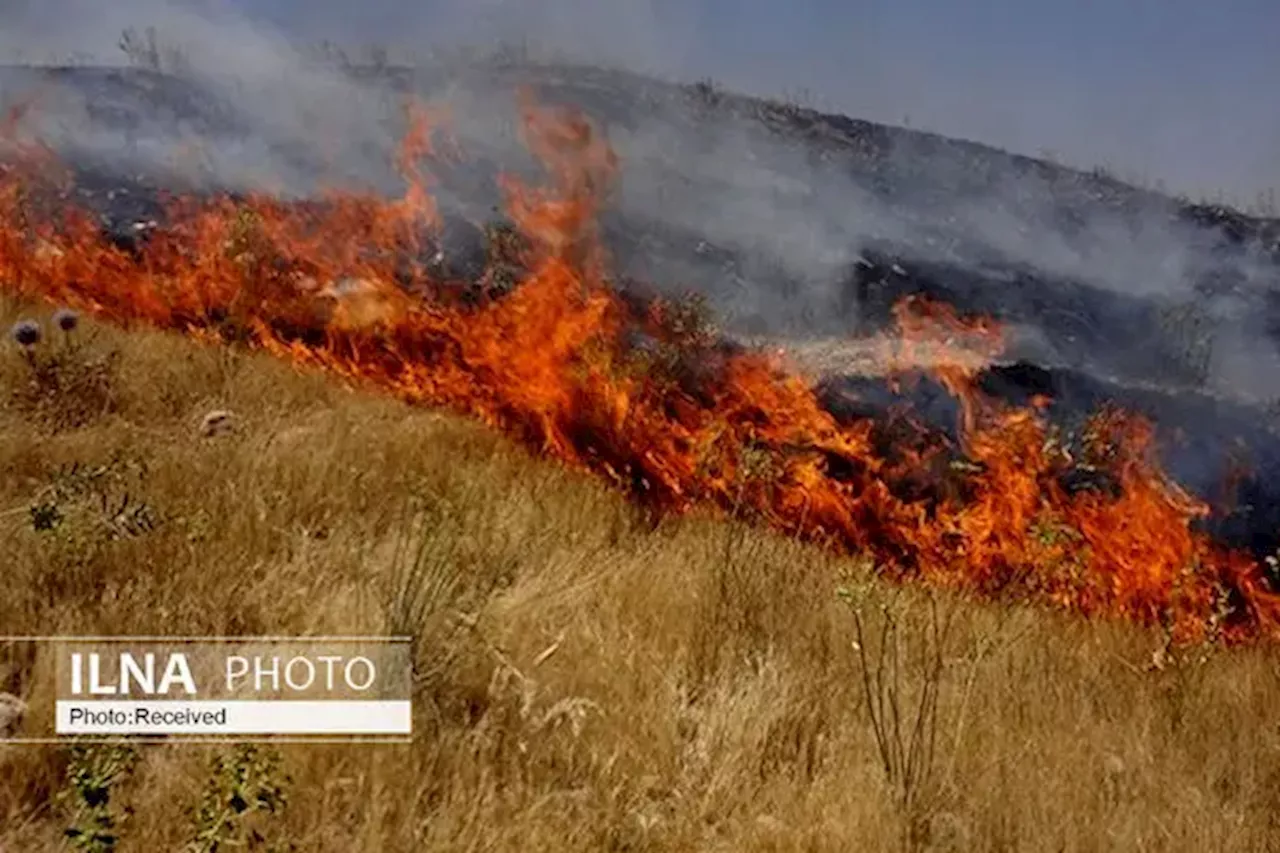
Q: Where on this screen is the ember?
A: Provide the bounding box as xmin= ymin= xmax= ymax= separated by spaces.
xmin=2 ymin=89 xmax=1277 ymax=644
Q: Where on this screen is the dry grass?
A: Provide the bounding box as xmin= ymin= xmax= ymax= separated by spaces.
xmin=1 ymin=296 xmax=1280 ymax=852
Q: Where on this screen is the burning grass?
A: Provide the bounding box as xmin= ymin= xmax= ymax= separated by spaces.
xmin=3 ymin=299 xmax=1280 ymax=850
xmin=0 ymin=87 xmax=1278 ymax=650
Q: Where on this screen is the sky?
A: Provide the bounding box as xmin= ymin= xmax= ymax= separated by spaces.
xmin=3 ymin=0 xmax=1278 ymax=204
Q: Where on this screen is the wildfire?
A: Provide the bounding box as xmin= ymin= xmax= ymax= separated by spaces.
xmin=2 ymin=88 xmax=1277 ymax=644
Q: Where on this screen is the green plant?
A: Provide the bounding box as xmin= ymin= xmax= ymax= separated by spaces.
xmin=60 ymin=741 xmax=140 ymax=853
xmin=24 ymin=457 xmax=158 ymax=539
xmin=190 ymin=743 xmax=292 ymax=853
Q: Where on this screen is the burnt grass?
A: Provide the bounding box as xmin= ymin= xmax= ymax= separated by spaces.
xmin=4 ymin=61 xmax=1280 ymax=572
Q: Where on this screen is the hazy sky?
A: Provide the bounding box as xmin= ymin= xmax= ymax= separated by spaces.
xmin=5 ymin=0 xmax=1278 ymax=203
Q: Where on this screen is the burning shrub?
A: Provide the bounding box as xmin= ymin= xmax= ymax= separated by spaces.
xmin=224 ymin=205 xmax=268 ymax=266
xmin=479 ymin=220 xmax=530 ymax=300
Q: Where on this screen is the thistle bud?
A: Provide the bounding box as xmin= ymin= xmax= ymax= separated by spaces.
xmin=53 ymin=308 xmax=79 ymax=334
xmin=10 ymin=319 xmax=40 ymax=348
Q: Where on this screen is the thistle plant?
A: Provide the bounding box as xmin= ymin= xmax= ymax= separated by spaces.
xmin=54 ymin=307 xmax=80 ymax=348
xmin=7 ymin=311 xmax=119 ymax=430
xmin=10 ymin=318 xmax=40 ymax=364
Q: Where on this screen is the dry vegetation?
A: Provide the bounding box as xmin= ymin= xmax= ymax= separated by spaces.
xmin=2 ymin=296 xmax=1280 ymax=851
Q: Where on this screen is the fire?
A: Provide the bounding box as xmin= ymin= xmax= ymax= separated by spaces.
xmin=1 ymin=88 xmax=1277 ymax=644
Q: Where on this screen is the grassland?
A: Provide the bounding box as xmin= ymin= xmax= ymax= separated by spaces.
xmin=1 ymin=296 xmax=1279 ymax=851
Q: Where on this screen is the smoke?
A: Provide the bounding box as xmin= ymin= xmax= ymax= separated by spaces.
xmin=1 ymin=0 xmax=1279 ymax=404
xmin=0 ymin=0 xmax=418 ymax=195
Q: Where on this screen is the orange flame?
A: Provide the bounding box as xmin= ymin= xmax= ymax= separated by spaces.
xmin=1 ymin=92 xmax=1277 ymax=645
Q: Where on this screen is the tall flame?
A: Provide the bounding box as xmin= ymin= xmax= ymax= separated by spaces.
xmin=1 ymin=89 xmax=1277 ymax=644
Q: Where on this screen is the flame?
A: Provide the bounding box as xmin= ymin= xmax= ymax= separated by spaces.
xmin=1 ymin=89 xmax=1277 ymax=644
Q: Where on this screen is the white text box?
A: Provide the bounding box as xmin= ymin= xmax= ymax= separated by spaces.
xmin=55 ymin=700 xmax=412 ymax=735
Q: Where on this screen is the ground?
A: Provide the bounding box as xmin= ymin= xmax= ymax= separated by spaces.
xmin=1 ymin=298 xmax=1279 ymax=852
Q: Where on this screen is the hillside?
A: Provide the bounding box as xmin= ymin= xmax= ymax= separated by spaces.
xmin=3 ymin=55 xmax=1280 ymax=850
xmin=2 ymin=299 xmax=1280 ymax=851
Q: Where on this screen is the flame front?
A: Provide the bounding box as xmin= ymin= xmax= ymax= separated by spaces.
xmin=2 ymin=91 xmax=1277 ymax=644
